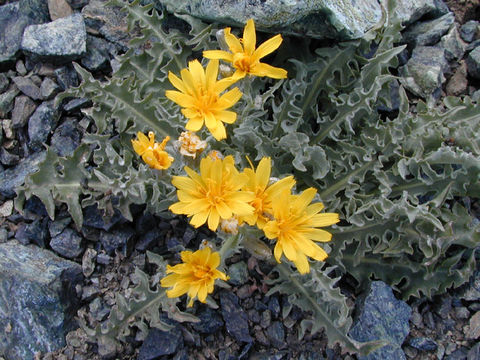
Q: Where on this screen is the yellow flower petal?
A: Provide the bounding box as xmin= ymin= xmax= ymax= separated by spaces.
xmin=252 ymin=62 xmax=288 ymax=79
xmin=253 ymin=34 xmax=283 ymax=60
xmin=243 ymin=19 xmax=256 ymax=55
xmin=224 ymin=27 xmax=243 ymax=53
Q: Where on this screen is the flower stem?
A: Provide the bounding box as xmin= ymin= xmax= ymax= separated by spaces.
xmin=218 ymin=233 xmax=240 ymax=265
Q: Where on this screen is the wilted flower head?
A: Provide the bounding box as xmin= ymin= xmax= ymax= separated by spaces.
xmin=203 ymin=19 xmax=287 ymax=80
xmin=263 ymin=188 xmax=339 ymax=274
xmin=208 ymin=150 xmax=223 ymax=160
xmin=166 ymin=59 xmax=242 ymax=141
xmin=220 ymin=216 xmax=240 ymax=235
xmin=169 ymin=155 xmax=255 ymax=231
xmin=242 ymin=157 xmax=295 ymax=229
xmin=178 ymin=131 xmax=207 ymax=159
xmin=160 ymin=247 xmax=228 ymax=307
xmin=131 ymin=131 xmax=173 ymax=170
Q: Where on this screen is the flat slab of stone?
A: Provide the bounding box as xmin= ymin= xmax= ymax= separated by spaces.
xmin=156 ymin=0 xmax=383 ymax=40
xmin=0 ymin=241 xmax=83 ymax=360
xmin=21 ymin=13 xmax=87 ymax=64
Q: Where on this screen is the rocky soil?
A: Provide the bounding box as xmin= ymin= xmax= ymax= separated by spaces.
xmin=0 ymin=0 xmax=479 ymax=360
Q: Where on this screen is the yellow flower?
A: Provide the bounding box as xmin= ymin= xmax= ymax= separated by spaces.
xmin=131 ymin=131 xmax=173 ymax=170
xmin=169 ymin=155 xmax=255 ymax=231
xmin=165 ymin=59 xmax=242 ymax=141
xmin=241 ymin=157 xmax=295 ymax=229
xmin=160 ymin=247 xmax=228 ymax=307
xmin=203 ymin=19 xmax=287 ymax=80
xmin=177 ymin=131 xmax=207 ymax=159
xmin=263 ymin=188 xmax=339 ymax=274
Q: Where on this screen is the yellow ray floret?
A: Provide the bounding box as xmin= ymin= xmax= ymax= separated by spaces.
xmin=160 ymin=247 xmax=228 ymax=307
xmin=241 ymin=157 xmax=295 ymax=229
xmin=165 ymin=59 xmax=242 ymax=141
xmin=169 ymin=155 xmax=255 ymax=231
xmin=131 ymin=131 xmax=173 ymax=170
xmin=203 ymin=19 xmax=287 ymax=80
xmin=263 ymin=188 xmax=340 ymax=274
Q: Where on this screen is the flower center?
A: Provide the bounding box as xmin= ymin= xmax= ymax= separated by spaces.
xmin=233 ymin=53 xmax=253 ymax=73
xmin=193 ymin=264 xmax=211 ymax=279
xmin=195 ymin=87 xmax=219 ymax=116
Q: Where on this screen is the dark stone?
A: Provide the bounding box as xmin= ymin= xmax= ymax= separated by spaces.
xmin=49 ymin=217 xmax=72 ymax=237
xmin=24 ymin=195 xmax=49 ymax=218
xmin=0 ymin=148 xmax=20 ymax=166
xmin=135 ymin=212 xmax=157 ymax=235
xmin=166 ymin=236 xmax=184 ymax=252
xmin=408 ymin=337 xmax=438 ymax=351
xmin=0 ymin=241 xmax=83 ymax=360
xmin=50 ymin=118 xmax=82 ymax=157
xmin=96 ymin=253 xmax=111 ymax=265
xmin=66 ymin=0 xmax=89 ymax=10
xmin=192 ymin=307 xmax=224 ymax=334
xmin=228 ymin=261 xmax=249 ymax=286
xmin=21 ymin=13 xmax=87 ymax=64
xmin=435 ymin=295 xmax=452 ymax=319
xmin=220 ymin=291 xmax=253 ymax=343
xmin=446 ymin=348 xmax=468 ymax=360
xmin=137 ymin=327 xmax=183 ymax=360
xmin=460 ymin=270 xmax=480 ymax=301
xmin=0 ymin=150 xmax=46 ymax=198
xmin=460 ymin=20 xmax=479 ymax=43
xmin=135 ymin=228 xmax=163 ymax=251
xmin=63 ymin=97 xmax=93 ymax=113
xmin=0 ymin=0 xmax=49 ymax=65
xmin=40 ymin=77 xmax=60 ymax=100
xmin=50 ymin=228 xmax=84 ymax=259
xmin=466 ymin=47 xmax=480 ymax=80
xmin=402 ymin=12 xmax=455 ymax=47
xmin=81 ymin=34 xmax=114 ymax=71
xmin=440 ymin=25 xmax=467 ymax=61
xmin=467 ymin=343 xmax=480 ymax=360
xmin=28 ymin=101 xmax=59 ymax=152
xmin=15 ymin=218 xmax=48 ymax=247
xmin=182 ymin=226 xmax=196 ymax=245
xmin=265 ymin=321 xmax=285 ymax=349
xmin=82 ymin=204 xmax=124 ymax=231
xmin=12 ymin=76 xmax=42 ymax=100
xmin=11 ymin=95 xmax=37 ymax=129
xmin=0 ymin=86 xmax=20 ymax=118
xmin=99 ymin=226 xmax=135 ymax=254
xmin=268 ymin=296 xmax=281 ymax=318
xmin=349 ymin=281 xmax=411 ymax=360
xmin=54 ymin=64 xmax=79 ymax=90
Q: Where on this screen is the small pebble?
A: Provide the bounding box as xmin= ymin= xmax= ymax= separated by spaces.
xmin=0 ymin=200 xmax=13 ymax=217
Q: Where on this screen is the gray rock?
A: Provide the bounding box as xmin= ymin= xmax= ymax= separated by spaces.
xmin=82 ymin=204 xmax=124 ymax=231
xmin=466 ymin=47 xmax=480 ymax=80
xmin=63 ymin=97 xmax=93 ymax=113
xmin=15 ymin=218 xmax=48 ymax=247
xmin=0 ymin=150 xmax=46 ymax=198
xmin=48 ymin=0 xmax=74 ymax=21
xmin=220 ymin=291 xmax=253 ymax=343
xmin=460 ymin=271 xmax=480 ymax=301
xmin=82 ymin=0 xmax=131 ymax=50
xmin=466 ymin=311 xmax=480 ymax=340
xmin=12 ymin=76 xmax=42 ymax=100
xmin=0 ymin=0 xmax=49 ymax=65
xmin=409 ymin=337 xmax=438 ymax=351
xmin=15 ymin=59 xmax=27 ymax=75
xmin=467 ymin=343 xmax=480 ymax=360
xmin=28 ymin=101 xmax=59 ymax=152
xmin=349 ymin=281 xmax=411 ymax=360
xmin=49 ymin=217 xmax=72 ymax=237
xmin=192 ymin=307 xmax=224 ymax=334
xmin=50 ymin=228 xmax=84 ymax=258
xmin=156 ymin=0 xmax=382 ymax=40
xmin=11 ymin=95 xmax=37 ymax=129
xmin=21 ymin=13 xmax=87 ymax=64
xmin=446 ymin=62 xmax=468 ymax=97
xmin=0 ymin=148 xmax=20 ymax=166
xmin=460 ymin=20 xmax=479 ymax=43
xmin=228 ymin=261 xmax=249 ymax=286
xmin=0 ymin=86 xmax=20 ymax=118
xmin=67 ymin=0 xmax=90 ymax=10
xmin=0 ymin=73 xmax=9 ymax=93
xmin=51 ymin=118 xmax=82 ymax=157
xmin=392 ymin=0 xmax=449 ymax=25
xmin=440 ymin=25 xmax=467 ymax=61
xmin=0 ymin=241 xmax=83 ymax=360
xmin=265 ymin=321 xmax=285 ymax=349
xmin=399 ymin=46 xmax=448 ymax=99
xmin=54 ymin=64 xmax=79 ymax=90
xmin=137 ymin=327 xmax=184 ymax=360
xmin=81 ymin=34 xmax=114 ymax=71
xmin=402 ymin=12 xmax=454 ymax=47
xmin=40 ymin=77 xmax=60 ymax=100
xmin=99 ymin=226 xmax=135 ymax=254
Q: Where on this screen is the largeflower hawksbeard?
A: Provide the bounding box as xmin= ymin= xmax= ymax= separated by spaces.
xmin=160 ymin=247 xmax=228 ymax=307
xmin=165 ymin=59 xmax=242 ymax=141
xmin=263 ymin=188 xmax=340 ymax=274
xmin=131 ymin=131 xmax=173 ymax=170
xmin=203 ymin=19 xmax=287 ymax=80
xmin=241 ymin=157 xmax=295 ymax=229
xmin=169 ymin=155 xmax=255 ymax=231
